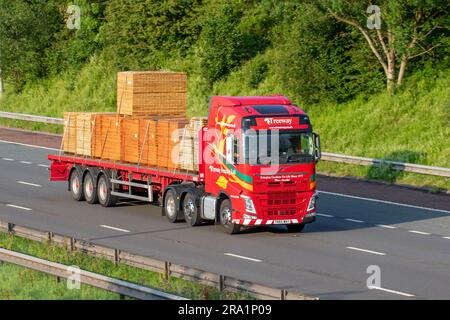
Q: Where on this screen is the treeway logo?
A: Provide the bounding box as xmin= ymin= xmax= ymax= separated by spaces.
xmin=263 ymin=118 xmax=293 ymax=125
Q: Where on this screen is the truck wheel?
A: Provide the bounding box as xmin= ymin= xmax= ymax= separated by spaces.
xmin=219 ymin=199 xmax=241 ymax=234
xmin=97 ymin=174 xmax=117 ymax=207
xmin=70 ymin=169 xmax=85 ymax=201
xmin=287 ymin=224 xmax=305 ymax=233
xmin=183 ymin=193 xmax=203 ymax=226
xmin=84 ymin=171 xmax=99 ymax=204
xmin=164 ymin=189 xmax=182 ymax=223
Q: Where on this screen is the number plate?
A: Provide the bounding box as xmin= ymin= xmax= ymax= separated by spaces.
xmin=273 ymin=220 xmax=291 ymax=224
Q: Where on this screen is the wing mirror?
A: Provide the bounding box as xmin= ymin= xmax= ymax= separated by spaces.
xmin=313 ymin=133 xmax=321 ymax=163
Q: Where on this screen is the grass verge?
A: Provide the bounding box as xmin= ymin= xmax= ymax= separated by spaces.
xmin=0 ymin=262 xmax=122 ymax=300
xmin=0 ymin=232 xmax=253 ymax=300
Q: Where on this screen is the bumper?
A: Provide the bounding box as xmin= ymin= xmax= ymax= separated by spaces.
xmin=232 ymin=215 xmax=316 ymax=226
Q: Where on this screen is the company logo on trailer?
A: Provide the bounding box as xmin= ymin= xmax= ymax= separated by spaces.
xmin=263 ymin=118 xmax=293 ymax=126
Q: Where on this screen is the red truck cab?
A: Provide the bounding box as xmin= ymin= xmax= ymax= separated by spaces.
xmin=198 ymin=95 xmax=320 ymax=233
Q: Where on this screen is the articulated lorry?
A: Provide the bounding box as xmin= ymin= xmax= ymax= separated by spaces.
xmin=49 ymin=95 xmax=321 ymax=234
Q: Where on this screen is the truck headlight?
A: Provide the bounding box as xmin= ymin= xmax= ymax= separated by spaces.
xmin=307 ymin=193 xmax=318 ymax=212
xmin=241 ymin=195 xmax=256 ymax=214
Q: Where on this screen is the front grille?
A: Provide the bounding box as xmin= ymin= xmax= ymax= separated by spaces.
xmin=259 ymin=192 xmax=307 ymax=217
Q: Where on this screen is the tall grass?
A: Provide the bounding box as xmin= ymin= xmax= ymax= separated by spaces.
xmin=0 ymin=263 xmax=120 ymax=300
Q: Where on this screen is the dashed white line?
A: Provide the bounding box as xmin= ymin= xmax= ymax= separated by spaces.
xmin=1 ymin=157 xmax=14 ymax=161
xmin=224 ymin=253 xmax=262 ymax=262
xmin=0 ymin=139 xmax=59 ymax=151
xmin=345 ymin=218 xmax=365 ymax=223
xmin=346 ymin=247 xmax=386 ymax=256
xmin=317 ymin=213 xmax=335 ymax=218
xmin=6 ymin=204 xmax=32 ymax=211
xmin=318 ymin=190 xmax=450 ymax=214
xmin=19 ymin=161 xmax=33 ymax=165
xmin=368 ymin=286 xmax=415 ymax=297
xmin=99 ymin=225 xmax=130 ymax=233
xmin=377 ymin=224 xmax=398 ymax=229
xmin=408 ymin=230 xmax=431 ymax=235
xmin=38 ymin=164 xmax=50 ymax=168
xmin=443 ymin=237 xmax=450 ymax=240
xmin=17 ymin=181 xmax=42 ymax=187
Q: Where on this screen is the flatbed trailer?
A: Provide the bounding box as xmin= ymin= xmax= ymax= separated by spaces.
xmin=49 ymin=153 xmax=199 ymax=205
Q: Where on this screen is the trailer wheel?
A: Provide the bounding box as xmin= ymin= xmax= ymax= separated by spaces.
xmin=183 ymin=193 xmax=203 ymax=226
xmin=164 ymin=189 xmax=182 ymax=223
xmin=219 ymin=199 xmax=241 ymax=234
xmin=70 ymin=169 xmax=85 ymax=201
xmin=287 ymin=224 xmax=305 ymax=233
xmin=97 ymin=174 xmax=117 ymax=207
xmin=84 ymin=171 xmax=99 ymax=204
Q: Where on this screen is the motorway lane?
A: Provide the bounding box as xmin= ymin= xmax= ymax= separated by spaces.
xmin=0 ymin=140 xmax=450 ymax=299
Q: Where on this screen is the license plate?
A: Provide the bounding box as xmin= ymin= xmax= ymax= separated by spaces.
xmin=273 ymin=220 xmax=291 ymax=224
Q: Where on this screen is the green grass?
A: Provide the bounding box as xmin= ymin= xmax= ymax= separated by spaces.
xmin=0 ymin=262 xmax=121 ymax=300
xmin=0 ymin=232 xmax=253 ymax=300
xmin=0 ymin=55 xmax=448 ymax=190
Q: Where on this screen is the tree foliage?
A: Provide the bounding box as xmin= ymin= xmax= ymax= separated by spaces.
xmin=0 ymin=0 xmax=448 ymax=101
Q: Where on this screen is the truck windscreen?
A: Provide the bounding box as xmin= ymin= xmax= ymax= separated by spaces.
xmin=243 ymin=130 xmax=315 ymax=165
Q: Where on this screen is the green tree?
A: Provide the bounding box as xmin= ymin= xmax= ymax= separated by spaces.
xmin=318 ymin=0 xmax=449 ymax=92
xmin=0 ymin=0 xmax=61 ymax=91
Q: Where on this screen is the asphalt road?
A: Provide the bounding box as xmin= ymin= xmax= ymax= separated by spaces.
xmin=0 ymin=134 xmax=449 ymax=300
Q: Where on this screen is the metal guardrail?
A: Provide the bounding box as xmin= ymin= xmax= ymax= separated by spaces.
xmin=0 ymin=247 xmax=186 ymax=300
xmin=0 ymin=220 xmax=317 ymax=300
xmin=0 ymin=111 xmax=64 ymax=125
xmin=1 ymin=111 xmax=448 ymax=178
xmin=322 ymin=152 xmax=450 ymax=178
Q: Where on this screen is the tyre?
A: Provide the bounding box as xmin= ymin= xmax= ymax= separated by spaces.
xmin=97 ymin=174 xmax=117 ymax=207
xmin=83 ymin=171 xmax=99 ymax=204
xmin=286 ymin=224 xmax=305 ymax=233
xmin=69 ymin=169 xmax=85 ymax=201
xmin=164 ymin=189 xmax=182 ymax=223
xmin=219 ymin=199 xmax=241 ymax=234
xmin=183 ymin=193 xmax=203 ymax=226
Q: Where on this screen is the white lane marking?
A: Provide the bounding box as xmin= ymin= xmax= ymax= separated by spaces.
xmin=19 ymin=161 xmax=33 ymax=165
xmin=318 ymin=190 xmax=450 ymax=214
xmin=346 ymin=246 xmax=386 ymax=256
xmin=443 ymin=237 xmax=450 ymax=240
xmin=100 ymin=225 xmax=130 ymax=233
xmin=0 ymin=139 xmax=59 ymax=151
xmin=6 ymin=204 xmax=32 ymax=211
xmin=377 ymin=224 xmax=398 ymax=229
xmin=1 ymin=157 xmax=14 ymax=161
xmin=224 ymin=253 xmax=262 ymax=262
xmin=408 ymin=230 xmax=431 ymax=235
xmin=317 ymin=213 xmax=334 ymax=218
xmin=368 ymin=286 xmax=415 ymax=297
xmin=345 ymin=218 xmax=365 ymax=223
xmin=17 ymin=181 xmax=42 ymax=187
xmin=38 ymin=164 xmax=49 ymax=168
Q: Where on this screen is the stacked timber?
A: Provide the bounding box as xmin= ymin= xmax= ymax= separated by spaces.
xmin=63 ymin=113 xmax=77 ymax=154
xmin=92 ymin=114 xmax=123 ymax=161
xmin=179 ymin=117 xmax=207 ymax=172
xmin=76 ymin=112 xmax=115 ymax=156
xmin=117 ymin=71 xmax=187 ymax=117
xmin=138 ymin=119 xmax=157 ymax=167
